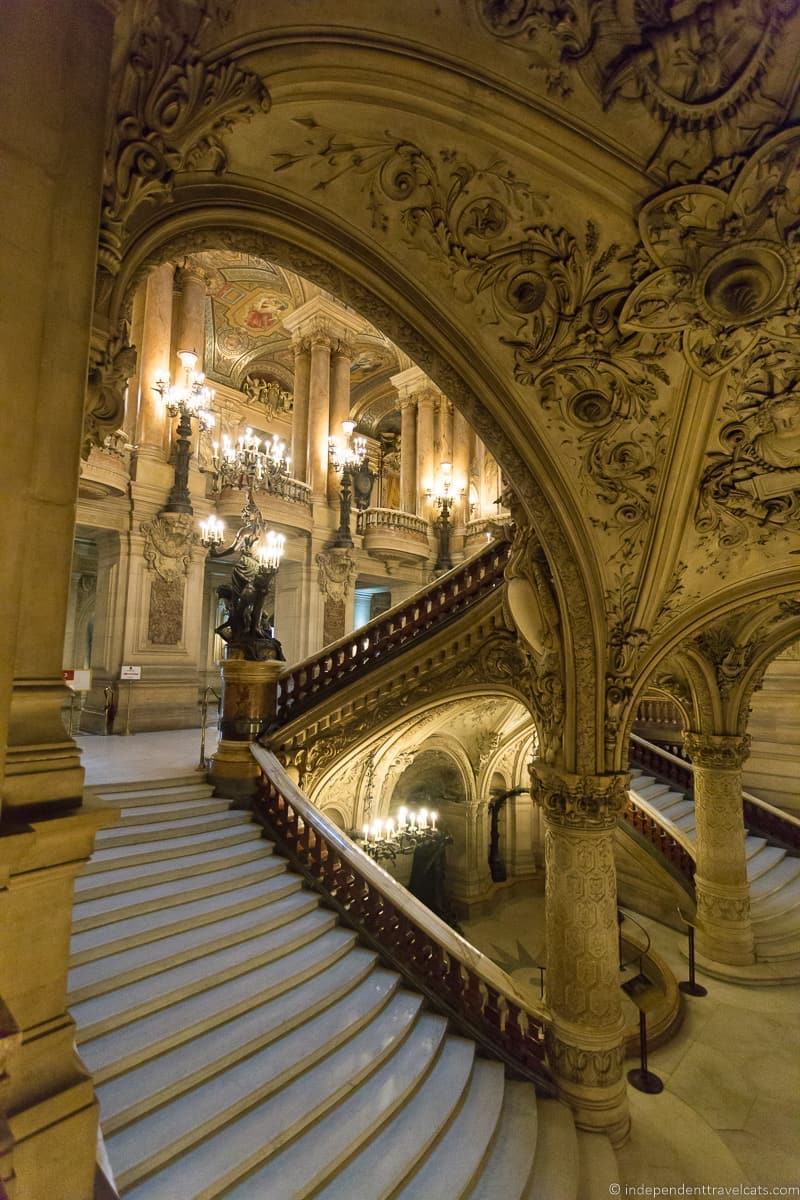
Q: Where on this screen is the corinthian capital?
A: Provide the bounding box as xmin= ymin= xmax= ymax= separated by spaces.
xmin=683 ymin=731 xmax=751 ymax=770
xmin=530 ymin=761 xmax=627 ymax=829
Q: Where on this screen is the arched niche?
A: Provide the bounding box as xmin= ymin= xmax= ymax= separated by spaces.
xmin=389 ymin=748 xmax=468 ymax=815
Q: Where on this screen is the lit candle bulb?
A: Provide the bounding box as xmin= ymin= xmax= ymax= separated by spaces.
xmin=419 ymin=808 xmax=428 ymax=829
xmin=385 ymin=818 xmax=395 ymax=838
xmin=362 ymin=824 xmax=369 ymax=841
xmin=398 ymin=807 xmax=407 ymax=828
xmin=431 ymin=811 xmax=438 ymax=830
xmin=373 ymin=818 xmax=383 ymax=840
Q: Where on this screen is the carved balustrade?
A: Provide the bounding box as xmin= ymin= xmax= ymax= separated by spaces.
xmin=356 ymin=507 xmax=429 ymax=539
xmin=275 ymin=538 xmax=511 ymax=721
xmin=252 ymin=745 xmax=554 ymax=1093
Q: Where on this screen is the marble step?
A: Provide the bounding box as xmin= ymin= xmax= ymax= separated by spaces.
xmin=749 ymin=856 xmax=800 ymax=901
xmin=72 ymin=907 xmax=336 ymax=1041
xmin=80 ymin=929 xmax=362 ymax=1083
xmin=68 ymin=889 xmax=319 ymax=1002
xmin=82 ymin=824 xmax=263 ymax=871
xmin=391 ymin=1058 xmax=505 ymax=1200
xmin=73 ymin=840 xmax=271 ymax=901
xmin=632 ymin=781 xmax=673 ymax=802
xmin=575 ymin=1130 xmax=619 ymax=1200
xmin=673 ymin=813 xmax=696 ymax=834
xmin=747 ymin=845 xmax=786 ymax=881
xmin=751 ymin=873 xmax=800 ymax=920
xmin=98 ymin=962 xmax=396 ymax=1135
xmin=312 ymin=1037 xmax=475 ymax=1200
xmin=646 ymin=792 xmax=690 ymax=815
xmin=115 ymin=798 xmax=231 ymax=826
xmin=95 ymin=809 xmax=247 ymax=848
xmin=526 ymin=1099 xmax=580 ymax=1200
xmin=120 ymin=995 xmax=435 ymax=1198
xmin=93 ymin=781 xmax=215 ymax=803
xmin=70 ymin=859 xmax=287 ymax=940
xmin=755 ymin=934 xmax=800 ymax=962
xmin=71 ymin=855 xmax=286 ymax=936
xmin=222 ymin=1011 xmax=450 ymax=1200
xmin=465 ymin=1079 xmax=540 ymax=1200
xmin=749 ymin=903 xmax=800 ymax=938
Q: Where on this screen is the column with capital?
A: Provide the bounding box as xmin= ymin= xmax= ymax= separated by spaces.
xmin=308 ymin=327 xmax=332 ymax=502
xmin=329 ymin=336 xmax=354 ymax=502
xmin=531 ymin=762 xmax=630 ymax=1145
xmin=291 ymin=336 xmax=311 ymax=482
xmin=683 ymin=732 xmax=755 ymax=965
xmin=399 ymin=395 xmax=417 ymax=514
xmin=136 ymin=261 xmax=175 ymax=461
xmin=452 ymin=406 xmax=471 ymax=526
xmin=416 ymin=392 xmax=436 ymax=516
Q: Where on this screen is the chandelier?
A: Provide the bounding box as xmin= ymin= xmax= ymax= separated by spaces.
xmin=153 ymin=349 xmax=215 ymax=430
xmin=356 ymin=805 xmax=448 ymax=865
xmin=199 ymin=511 xmax=285 ymax=568
xmin=211 ymin=428 xmax=291 ymax=494
xmin=328 ymin=420 xmax=367 ymax=473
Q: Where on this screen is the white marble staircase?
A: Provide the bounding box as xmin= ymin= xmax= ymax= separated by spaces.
xmin=71 ymin=776 xmax=588 ymax=1200
xmin=629 ymin=769 xmax=800 ymax=963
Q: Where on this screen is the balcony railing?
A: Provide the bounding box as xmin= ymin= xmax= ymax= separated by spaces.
xmin=275 ymin=537 xmax=511 ymax=723
xmin=252 ymin=745 xmax=554 ymax=1093
xmin=356 ymin=507 xmax=429 ymax=538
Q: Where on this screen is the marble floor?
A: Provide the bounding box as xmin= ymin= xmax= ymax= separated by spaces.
xmin=465 ymin=896 xmax=800 ymax=1195
xmin=77 ymin=725 xmax=219 ymax=787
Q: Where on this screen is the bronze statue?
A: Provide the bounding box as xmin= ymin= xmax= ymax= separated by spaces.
xmin=209 ymin=494 xmax=285 ymax=662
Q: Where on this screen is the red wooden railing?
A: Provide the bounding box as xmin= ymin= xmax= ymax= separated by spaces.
xmin=275 ymin=538 xmax=510 ymax=723
xmin=252 ymin=745 xmax=555 ymax=1094
xmin=622 ymin=794 xmax=696 ymax=889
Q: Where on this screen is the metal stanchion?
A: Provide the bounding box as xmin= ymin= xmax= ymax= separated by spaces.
xmin=628 ymin=1008 xmax=664 ymax=1094
xmin=120 ymin=681 xmax=134 ymax=736
xmin=196 ymin=687 xmax=220 ymax=771
xmin=677 ymin=908 xmax=708 ymax=997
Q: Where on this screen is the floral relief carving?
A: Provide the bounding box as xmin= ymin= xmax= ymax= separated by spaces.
xmin=316 ymin=549 xmax=357 ymax=604
xmin=530 ymin=762 xmax=628 ymax=829
xmin=99 ymin=1 xmax=269 ymax=276
xmin=696 ymin=346 xmax=800 ymax=546
xmin=620 ymin=128 xmax=800 ymax=379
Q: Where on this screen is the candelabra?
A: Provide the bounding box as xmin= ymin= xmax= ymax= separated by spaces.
xmin=199 ymin=494 xmax=286 ymax=662
xmin=328 ymin=420 xmax=374 ymax=547
xmin=210 ymin=428 xmax=290 ymax=497
xmin=426 ymin=462 xmax=465 ymax=574
xmin=355 ymin=806 xmax=447 ymax=865
xmin=153 ymin=349 xmax=214 ymax=515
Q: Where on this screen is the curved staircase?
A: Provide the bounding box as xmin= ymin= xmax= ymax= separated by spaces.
xmin=628 ymin=760 xmax=800 ymax=965
xmin=70 ymin=775 xmax=588 ymax=1199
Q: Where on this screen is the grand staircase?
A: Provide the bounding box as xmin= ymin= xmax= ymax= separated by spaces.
xmin=70 ymin=775 xmax=593 ymax=1200
xmin=628 ymin=764 xmax=800 ymax=963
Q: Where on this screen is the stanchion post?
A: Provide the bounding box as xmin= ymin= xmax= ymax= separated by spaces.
xmin=677 ymin=908 xmax=708 ymax=997
xmin=627 ymin=1009 xmax=663 ymax=1094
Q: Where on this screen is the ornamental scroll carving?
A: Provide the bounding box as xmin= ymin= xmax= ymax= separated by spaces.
xmin=84 ymin=322 xmax=137 ymax=458
xmin=98 ymin=0 xmax=269 ymax=278
xmin=620 ymin=128 xmax=800 ymax=380
xmin=316 ymin=549 xmax=357 ymax=603
xmin=273 ymin=126 xmax=670 ymax=536
xmin=477 ymin=0 xmax=799 ymax=179
xmin=683 ymin=731 xmax=751 ymax=771
xmin=530 ymin=762 xmax=628 ymax=829
xmin=140 ymin=513 xmax=197 ymax=582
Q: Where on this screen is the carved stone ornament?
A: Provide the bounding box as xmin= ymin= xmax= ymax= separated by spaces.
xmin=242 ymin=375 xmax=293 ymax=419
xmin=544 ymin=1034 xmax=626 ymax=1089
xmin=620 ymin=128 xmax=800 ymax=380
xmin=694 ymin=626 xmax=754 ymax=701
xmin=316 ymin=549 xmax=357 ymax=603
xmin=83 ymin=322 xmax=137 ymax=458
xmin=140 ymin=512 xmax=197 ymax=581
xmin=476 ymin=0 xmax=799 ymax=178
xmin=696 ymin=346 xmax=800 ymax=545
xmin=683 ymin=731 xmax=751 ymax=771
xmin=529 ymin=762 xmax=628 ymax=829
xmin=98 ymin=0 xmax=270 ymax=276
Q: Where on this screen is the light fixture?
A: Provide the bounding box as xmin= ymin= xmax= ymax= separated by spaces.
xmin=211 ymin=427 xmax=290 ymax=496
xmin=199 ymin=514 xmax=225 ymax=551
xmin=152 ymin=349 xmax=215 ymax=515
xmin=328 ymin=421 xmax=374 ymax=548
xmin=356 ymin=806 xmax=446 ymax=866
xmin=425 ymin=462 xmax=465 ymax=574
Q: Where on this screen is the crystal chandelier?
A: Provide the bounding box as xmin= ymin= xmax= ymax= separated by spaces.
xmin=328 ymin=420 xmax=367 ymax=473
xmin=356 ymin=805 xmax=448 ymax=865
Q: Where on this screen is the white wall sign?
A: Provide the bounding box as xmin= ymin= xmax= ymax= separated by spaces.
xmin=120 ymin=665 xmax=142 ymax=681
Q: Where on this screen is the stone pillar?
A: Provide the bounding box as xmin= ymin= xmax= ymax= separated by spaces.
xmin=211 ymin=658 xmax=283 ymax=802
xmin=329 ymin=337 xmax=353 ymax=501
xmin=0 ymin=1 xmax=118 ymax=1194
xmin=291 ymin=336 xmax=311 ymax=483
xmin=172 ymin=265 xmax=206 ymax=373
xmin=308 ymin=328 xmax=332 ymax=502
xmin=399 ymin=397 xmax=417 ymax=514
xmin=452 ymin=406 xmax=471 ymax=527
xmin=683 ymin=732 xmax=755 ymax=966
xmin=531 ymin=762 xmax=629 ymax=1146
xmin=438 ymin=397 xmax=454 ymax=467
xmin=416 ymin=393 xmax=436 ymax=516
xmin=136 ymin=261 xmax=175 ymax=460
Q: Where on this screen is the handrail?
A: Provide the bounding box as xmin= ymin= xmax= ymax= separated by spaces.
xmin=623 ymin=782 xmax=696 ymax=889
xmin=251 ymin=744 xmax=555 ymax=1093
xmin=618 ymin=906 xmax=652 ymax=971
xmin=631 ymin=734 xmax=800 ymax=854
xmin=274 ymin=537 xmax=511 ymax=723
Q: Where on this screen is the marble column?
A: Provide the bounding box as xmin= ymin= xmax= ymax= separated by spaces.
xmin=0 ymin=2 xmax=118 ymax=1194
xmin=291 ymin=336 xmax=311 ymax=483
xmin=531 ymin=762 xmax=629 ymax=1146
xmin=416 ymin=393 xmax=436 ymax=516
xmin=308 ymin=328 xmax=332 ymax=502
xmin=399 ymin=396 xmax=417 ymax=514
xmin=136 ymin=261 xmax=175 ymax=460
xmin=172 ymin=265 xmax=206 ymax=372
xmin=329 ymin=337 xmax=353 ymax=502
xmin=452 ymin=406 xmax=471 ymax=527
xmin=683 ymin=732 xmax=755 ymax=966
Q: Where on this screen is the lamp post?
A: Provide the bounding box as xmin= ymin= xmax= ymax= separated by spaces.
xmin=426 ymin=461 xmax=464 ymax=574
xmin=328 ymin=420 xmax=373 ymax=548
xmin=153 ymin=349 xmax=214 ymax=515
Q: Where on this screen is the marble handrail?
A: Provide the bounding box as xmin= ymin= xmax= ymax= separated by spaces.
xmin=251 ymin=744 xmax=555 ymax=1092
xmin=357 ymin=507 xmax=429 ymax=538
